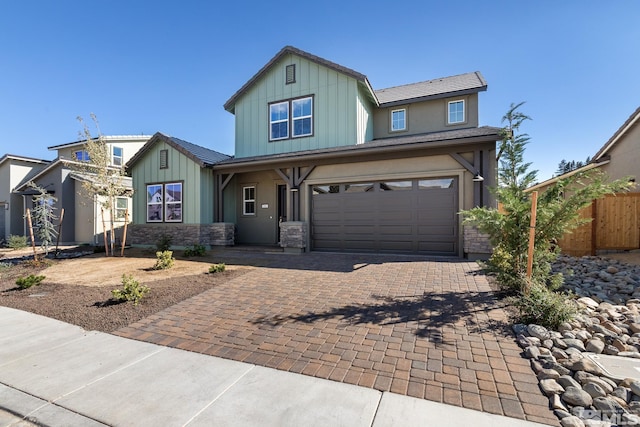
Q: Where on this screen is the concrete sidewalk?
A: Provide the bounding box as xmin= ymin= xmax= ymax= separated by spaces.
xmin=0 ymin=307 xmax=552 ymax=426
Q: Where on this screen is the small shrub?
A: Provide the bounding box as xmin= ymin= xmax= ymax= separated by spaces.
xmin=153 ymin=250 xmax=175 ymax=270
xmin=7 ymin=234 xmax=28 ymax=250
xmin=16 ymin=274 xmax=45 ymax=289
xmin=510 ymin=282 xmax=577 ymax=329
xmin=156 ymin=235 xmax=172 ymax=252
xmin=184 ymin=244 xmax=206 ymax=257
xmin=111 ymin=274 xmax=149 ymax=306
xmin=21 ymin=258 xmax=52 ymax=268
xmin=0 ymin=261 xmax=13 ymax=272
xmin=209 ymin=263 xmax=226 ymax=273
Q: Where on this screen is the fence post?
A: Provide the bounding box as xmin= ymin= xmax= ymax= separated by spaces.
xmin=526 ymin=191 xmax=538 ymax=289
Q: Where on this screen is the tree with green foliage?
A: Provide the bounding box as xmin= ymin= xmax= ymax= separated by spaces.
xmin=26 ymin=181 xmax=58 ymax=256
xmin=461 ymin=103 xmax=632 ymax=326
xmin=554 ymin=157 xmax=592 ymax=176
xmin=74 ymin=114 xmax=131 ymax=256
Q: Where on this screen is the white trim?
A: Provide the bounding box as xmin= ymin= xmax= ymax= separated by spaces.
xmin=390 ymin=108 xmax=407 ymax=132
xmin=447 ymin=99 xmax=465 ymax=124
xmin=242 ymin=185 xmax=256 ymax=216
xmin=112 ymin=146 xmax=123 ymax=167
xmin=292 ymin=96 xmax=313 ymax=138
xmin=164 ymin=182 xmax=183 ymax=222
xmin=269 ymin=101 xmax=289 ymax=141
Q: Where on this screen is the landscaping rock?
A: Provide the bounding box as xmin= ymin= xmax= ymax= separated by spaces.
xmin=513 ymin=254 xmax=640 ymax=426
xmin=563 ymin=386 xmax=594 ymax=407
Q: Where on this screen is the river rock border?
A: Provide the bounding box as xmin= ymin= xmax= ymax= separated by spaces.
xmin=514 ymin=255 xmax=640 ymax=427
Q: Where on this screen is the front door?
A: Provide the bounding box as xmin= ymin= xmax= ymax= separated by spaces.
xmin=277 ymin=184 xmax=287 ymax=243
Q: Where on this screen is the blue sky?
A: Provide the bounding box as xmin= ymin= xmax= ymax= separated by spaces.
xmin=1 ymin=1 xmax=638 ymax=181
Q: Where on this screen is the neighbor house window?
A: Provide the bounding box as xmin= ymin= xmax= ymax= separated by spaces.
xmin=112 ymin=146 xmax=123 ymax=166
xmin=160 ymin=149 xmax=169 ymax=169
xmin=448 ymin=100 xmax=465 ymax=124
xmin=269 ymin=96 xmax=313 ymax=141
xmin=115 ymin=197 xmax=128 ymax=220
xmin=74 ymin=150 xmax=90 ymax=162
xmin=243 ymin=186 xmax=255 ymax=215
xmin=391 ymin=109 xmax=406 ymax=132
xmin=146 ymin=182 xmax=182 ymax=223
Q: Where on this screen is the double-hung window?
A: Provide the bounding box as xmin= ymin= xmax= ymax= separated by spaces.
xmin=270 ymin=102 xmax=289 ymax=140
xmin=146 ymin=182 xmax=183 ymax=223
xmin=112 ymin=146 xmax=123 ymax=166
xmin=448 ymin=100 xmax=465 ymax=124
xmin=269 ymin=96 xmax=313 ymax=141
xmin=243 ymin=186 xmax=256 ymax=215
xmin=292 ymin=97 xmax=312 ymax=137
xmin=115 ymin=197 xmax=128 ymax=220
xmin=391 ymin=108 xmax=406 ymax=132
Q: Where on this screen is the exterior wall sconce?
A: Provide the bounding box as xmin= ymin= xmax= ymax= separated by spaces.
xmin=473 ymin=173 xmax=484 ymax=182
xmin=290 ymin=188 xmax=299 ymax=192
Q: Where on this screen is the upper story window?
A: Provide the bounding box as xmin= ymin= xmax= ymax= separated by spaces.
xmin=270 ymin=102 xmax=289 ymax=140
xmin=112 ymin=146 xmax=123 ymax=166
xmin=292 ymin=97 xmax=312 ymax=137
xmin=391 ymin=108 xmax=406 ymax=132
xmin=269 ymin=96 xmax=314 ymax=141
xmin=74 ymin=150 xmax=90 ymax=162
xmin=448 ymin=100 xmax=465 ymax=124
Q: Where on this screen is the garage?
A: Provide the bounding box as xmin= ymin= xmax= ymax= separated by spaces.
xmin=311 ymin=177 xmax=458 ymax=255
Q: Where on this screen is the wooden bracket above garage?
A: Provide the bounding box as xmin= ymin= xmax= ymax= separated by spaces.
xmin=449 ymin=153 xmax=476 ymax=174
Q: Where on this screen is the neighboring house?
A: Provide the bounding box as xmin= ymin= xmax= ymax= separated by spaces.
xmin=0 ymin=154 xmax=49 ymax=243
xmin=129 ymin=46 xmax=500 ymax=257
xmin=126 ymin=133 xmax=230 ymax=247
xmin=530 ymin=106 xmax=639 ymax=256
xmin=13 ymin=135 xmax=150 ymax=245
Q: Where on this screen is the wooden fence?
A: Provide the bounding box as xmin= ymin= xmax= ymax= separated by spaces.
xmin=557 ymin=193 xmax=640 ymax=256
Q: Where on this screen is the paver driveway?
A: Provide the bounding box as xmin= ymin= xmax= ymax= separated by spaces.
xmin=116 ymin=251 xmax=558 ymax=426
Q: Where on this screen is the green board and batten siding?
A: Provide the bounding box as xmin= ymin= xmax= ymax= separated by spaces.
xmin=233 ymin=53 xmax=374 ymax=158
xmin=131 ymin=141 xmax=214 ymax=225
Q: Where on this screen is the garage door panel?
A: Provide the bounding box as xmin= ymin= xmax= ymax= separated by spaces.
xmin=312 ymin=177 xmax=458 ymax=255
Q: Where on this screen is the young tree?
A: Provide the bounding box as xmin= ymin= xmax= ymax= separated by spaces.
xmin=73 ymin=114 xmax=130 ymax=256
xmin=462 ymin=102 xmax=633 ymax=292
xmin=26 ymin=181 xmax=58 ymax=256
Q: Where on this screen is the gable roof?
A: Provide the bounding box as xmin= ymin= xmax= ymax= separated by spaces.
xmin=375 ymin=72 xmax=488 ymax=107
xmin=13 ymin=157 xmax=85 ymax=192
xmin=223 ymin=46 xmax=375 ymax=113
xmin=48 ymin=135 xmax=152 ymax=151
xmin=126 ymin=132 xmax=231 ymax=170
xmin=592 ymin=106 xmax=640 ymax=161
xmin=0 ymin=154 xmax=49 ymax=167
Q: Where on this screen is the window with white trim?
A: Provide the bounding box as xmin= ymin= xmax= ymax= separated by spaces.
xmin=391 ymin=108 xmax=406 ymax=132
xmin=115 ymin=197 xmax=128 ymax=220
xmin=146 ymin=182 xmax=183 ymax=223
xmin=270 ymin=102 xmax=289 ymax=140
xmin=269 ymin=96 xmax=313 ymax=141
xmin=112 ymin=146 xmax=123 ymax=166
xmin=448 ymin=100 xmax=465 ymax=124
xmin=243 ymin=186 xmax=255 ymax=215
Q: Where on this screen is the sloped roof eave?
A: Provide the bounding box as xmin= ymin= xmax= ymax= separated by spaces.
xmin=223 ymin=46 xmax=375 ymax=113
xmin=213 ymin=127 xmax=501 ymax=171
xmin=592 ymin=106 xmax=640 ymax=161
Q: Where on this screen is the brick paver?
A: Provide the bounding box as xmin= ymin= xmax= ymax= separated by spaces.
xmin=115 ymin=251 xmax=559 ymax=426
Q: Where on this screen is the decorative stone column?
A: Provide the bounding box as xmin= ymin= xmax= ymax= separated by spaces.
xmin=279 ymin=221 xmax=307 ymax=253
xmin=210 ymin=222 xmax=235 ymax=246
xmin=463 ymin=224 xmax=492 ymax=261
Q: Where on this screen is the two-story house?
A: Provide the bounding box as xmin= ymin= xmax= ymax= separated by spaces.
xmin=128 ymin=46 xmax=500 ymax=258
xmin=13 ymin=135 xmax=150 ymax=245
xmin=0 ymin=154 xmax=49 ymax=243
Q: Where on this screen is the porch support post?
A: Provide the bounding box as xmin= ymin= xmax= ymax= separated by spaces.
xmin=473 ymin=150 xmax=482 ymax=207
xmin=274 ymin=168 xmax=294 ymax=222
xmin=215 ymin=173 xmax=234 ymax=222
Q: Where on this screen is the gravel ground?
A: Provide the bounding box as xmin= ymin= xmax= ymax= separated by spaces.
xmin=0 ymin=249 xmax=249 ymax=332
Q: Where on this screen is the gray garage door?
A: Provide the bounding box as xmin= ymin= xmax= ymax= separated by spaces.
xmin=0 ymin=208 xmax=5 ymax=242
xmin=311 ymin=177 xmax=458 ymax=255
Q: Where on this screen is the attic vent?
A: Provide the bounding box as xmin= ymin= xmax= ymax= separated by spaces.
xmin=160 ymin=149 xmax=168 ymax=169
xmin=286 ymin=64 xmax=296 ymax=84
